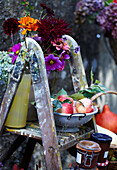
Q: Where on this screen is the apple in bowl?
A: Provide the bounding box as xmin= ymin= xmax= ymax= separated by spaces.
xmin=55 ymin=95 xmax=94 ymax=114
xmin=75 ymin=98 xmax=94 ymax=113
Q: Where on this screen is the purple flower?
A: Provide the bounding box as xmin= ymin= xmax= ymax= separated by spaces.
xmin=58 ymin=59 xmax=65 ymax=71
xmin=75 ymin=46 xmax=80 ymax=54
xmin=60 ymin=51 xmax=70 ymax=60
xmin=0 ymin=162 xmax=3 ymax=167
xmin=9 ymin=43 xmax=21 ymax=64
xmin=45 ymin=54 xmax=62 ymax=71
xmin=96 ymin=3 xmax=117 ymax=39
xmin=32 ymin=34 xmax=41 ymax=41
xmin=75 ymin=0 xmax=104 ymax=24
xmin=58 ymin=51 xmax=70 ymax=71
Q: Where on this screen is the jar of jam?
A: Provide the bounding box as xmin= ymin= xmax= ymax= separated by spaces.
xmin=76 ymin=140 xmax=101 ymax=169
xmin=91 ymin=133 xmax=112 ymax=169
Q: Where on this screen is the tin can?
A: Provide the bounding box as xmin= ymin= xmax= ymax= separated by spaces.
xmin=76 ymin=140 xmax=101 ymax=169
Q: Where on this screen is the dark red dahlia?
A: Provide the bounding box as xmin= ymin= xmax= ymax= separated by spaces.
xmin=37 ymin=17 xmax=71 ymax=45
xmin=3 ymin=18 xmax=20 ymax=36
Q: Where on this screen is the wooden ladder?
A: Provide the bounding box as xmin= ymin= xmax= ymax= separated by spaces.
xmin=0 ymin=35 xmax=96 ymax=169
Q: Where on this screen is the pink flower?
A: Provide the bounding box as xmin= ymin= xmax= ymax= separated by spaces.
xmin=51 ymin=38 xmax=70 ymax=51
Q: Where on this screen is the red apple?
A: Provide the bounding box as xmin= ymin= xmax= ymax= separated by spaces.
xmin=56 ymin=103 xmax=73 ymax=114
xmin=61 ymin=103 xmax=73 ymax=114
xmin=57 ymin=95 xmax=68 ymax=100
xmin=75 ymin=98 xmax=94 ymax=113
xmin=58 ymin=96 xmax=74 ymax=106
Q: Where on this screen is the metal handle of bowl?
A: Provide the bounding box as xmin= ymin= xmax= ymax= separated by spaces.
xmin=67 ymin=113 xmax=86 ymax=120
xmin=77 ymin=113 xmax=86 ymax=120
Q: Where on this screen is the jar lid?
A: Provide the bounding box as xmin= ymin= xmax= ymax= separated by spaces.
xmin=76 ymin=140 xmax=101 ymax=151
xmin=91 ymin=133 xmax=112 ymax=142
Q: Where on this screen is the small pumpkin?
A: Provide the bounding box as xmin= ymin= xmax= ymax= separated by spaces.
xmin=95 ymin=104 xmax=117 ymax=134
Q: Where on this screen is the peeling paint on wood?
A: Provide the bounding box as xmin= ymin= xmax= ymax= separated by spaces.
xmin=6 ymin=121 xmax=94 ymax=151
xmin=64 ymin=35 xmax=88 ymax=92
xmin=0 ymin=58 xmax=25 ymax=134
xmin=26 ymin=37 xmax=62 ymax=170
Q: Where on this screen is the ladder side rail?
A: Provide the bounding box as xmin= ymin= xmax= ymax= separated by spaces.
xmin=26 ymin=37 xmax=62 ymax=170
xmin=0 ymin=58 xmax=25 ymax=134
xmin=65 ymin=35 xmax=97 ymax=133
xmin=64 ymin=35 xmax=88 ymax=92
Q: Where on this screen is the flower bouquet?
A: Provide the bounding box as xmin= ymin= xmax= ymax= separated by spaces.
xmin=2 ymin=1 xmax=72 ymax=77
xmin=2 ymin=1 xmax=80 ymax=124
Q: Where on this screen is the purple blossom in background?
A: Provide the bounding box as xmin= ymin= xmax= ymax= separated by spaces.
xmin=75 ymin=0 xmax=117 ymax=39
xmin=45 ymin=54 xmax=62 ymax=71
xmin=97 ymin=3 xmax=117 ymax=39
xmin=9 ymin=43 xmax=21 ymax=64
xmin=75 ymin=0 xmax=104 ymax=24
xmin=0 ymin=162 xmax=3 ymax=169
xmin=76 ymin=0 xmax=104 ymax=14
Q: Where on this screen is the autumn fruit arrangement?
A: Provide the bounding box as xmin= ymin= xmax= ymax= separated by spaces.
xmin=52 ymin=77 xmax=107 ymax=115
xmin=52 ymin=88 xmax=100 ymax=128
xmin=52 ymin=85 xmax=104 ymax=115
xmin=54 ymin=95 xmax=94 ymax=114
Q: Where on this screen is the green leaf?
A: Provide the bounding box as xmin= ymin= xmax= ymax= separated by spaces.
xmin=111 ymin=157 xmax=117 ymax=161
xmin=90 ymin=85 xmax=106 ymax=93
xmin=51 ymin=95 xmax=55 ymax=99
xmin=107 ymin=0 xmax=113 ymax=3
xmin=21 ymin=2 xmax=25 ymax=5
xmin=52 ymin=100 xmax=62 ymax=112
xmin=98 ymin=84 xmax=108 ymax=91
xmin=70 ymin=93 xmax=85 ymax=100
xmin=29 ymin=6 xmax=34 ymax=10
xmin=78 ymin=101 xmax=85 ymax=107
xmin=94 ymin=80 xmax=100 ymax=84
xmin=55 ymin=88 xmax=68 ymax=99
xmin=30 ymin=101 xmax=36 ymax=105
xmin=104 ymin=1 xmax=109 ymax=6
xmin=62 ymin=99 xmax=72 ymax=104
xmin=78 ymin=84 xmax=107 ymax=98
xmin=91 ymin=69 xmax=94 ymax=83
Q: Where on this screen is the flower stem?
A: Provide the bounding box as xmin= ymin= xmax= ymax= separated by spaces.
xmin=11 ymin=32 xmax=14 ymax=46
xmin=39 ymin=9 xmax=44 ymax=20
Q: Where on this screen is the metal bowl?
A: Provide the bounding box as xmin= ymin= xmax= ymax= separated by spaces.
xmin=54 ymin=106 xmax=98 ymax=128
